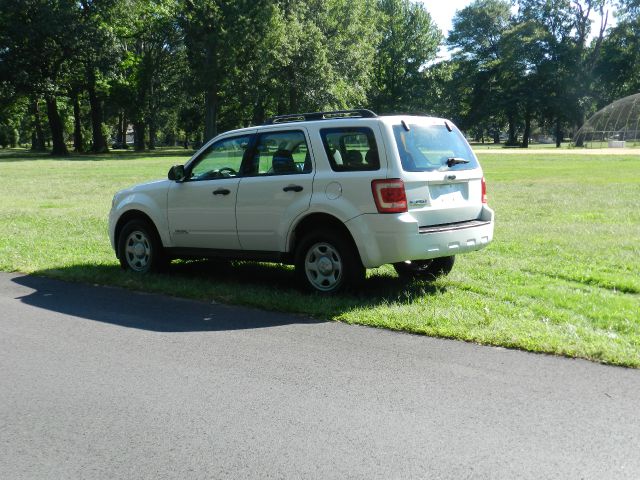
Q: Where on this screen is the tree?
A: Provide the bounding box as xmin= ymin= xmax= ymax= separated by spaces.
xmin=0 ymin=0 xmax=83 ymax=155
xmin=515 ymin=0 xmax=613 ymax=146
xmin=498 ymin=20 xmax=547 ymax=147
xmin=594 ymin=2 xmax=640 ymax=103
xmin=0 ymin=96 xmax=26 ymax=148
xmin=72 ymin=0 xmax=123 ymax=153
xmin=447 ymin=0 xmax=512 ymax=142
xmin=105 ymin=0 xmax=187 ymax=151
xmin=181 ymin=0 xmax=272 ymax=141
xmin=240 ymin=0 xmax=378 ymax=124
xmin=370 ymin=0 xmax=442 ymax=114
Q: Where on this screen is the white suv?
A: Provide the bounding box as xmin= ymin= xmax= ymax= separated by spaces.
xmin=109 ymin=110 xmax=494 ymax=293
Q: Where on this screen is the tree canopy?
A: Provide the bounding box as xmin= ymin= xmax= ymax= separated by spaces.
xmin=0 ymin=0 xmax=636 ymax=154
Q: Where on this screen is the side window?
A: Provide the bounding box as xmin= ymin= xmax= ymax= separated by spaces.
xmin=189 ymin=135 xmax=251 ymax=181
xmin=246 ymin=130 xmax=312 ymax=176
xmin=320 ymin=127 xmax=380 ymax=172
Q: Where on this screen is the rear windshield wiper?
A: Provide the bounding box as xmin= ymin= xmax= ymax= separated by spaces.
xmin=446 ymin=157 xmax=470 ymax=168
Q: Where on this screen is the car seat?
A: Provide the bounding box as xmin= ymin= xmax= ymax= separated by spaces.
xmin=272 ymin=150 xmax=297 ymax=174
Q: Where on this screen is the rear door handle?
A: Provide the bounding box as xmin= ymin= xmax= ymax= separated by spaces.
xmin=283 ymin=185 xmax=303 ymax=192
xmin=213 ymin=188 xmax=231 ymax=195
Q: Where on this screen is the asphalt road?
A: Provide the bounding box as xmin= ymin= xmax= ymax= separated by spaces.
xmin=1 ymin=272 xmax=638 ymax=479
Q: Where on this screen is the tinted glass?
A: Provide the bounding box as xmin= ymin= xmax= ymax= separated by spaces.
xmin=189 ymin=135 xmax=251 ymax=180
xmin=245 ymin=130 xmax=311 ymax=176
xmin=320 ymin=127 xmax=380 ymax=172
xmin=393 ymin=124 xmax=479 ymax=172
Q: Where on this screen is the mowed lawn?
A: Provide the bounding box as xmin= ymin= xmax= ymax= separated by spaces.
xmin=1 ymin=148 xmax=639 ymax=367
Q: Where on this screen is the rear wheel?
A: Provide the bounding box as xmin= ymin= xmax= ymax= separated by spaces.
xmin=118 ymin=219 xmax=167 ymax=273
xmin=295 ymin=230 xmax=365 ymax=294
xmin=393 ymin=256 xmax=455 ymax=281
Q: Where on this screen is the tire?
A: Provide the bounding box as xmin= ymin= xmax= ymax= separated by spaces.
xmin=295 ymin=229 xmax=365 ymax=294
xmin=393 ymin=255 xmax=455 ymax=281
xmin=117 ymin=219 xmax=167 ymax=273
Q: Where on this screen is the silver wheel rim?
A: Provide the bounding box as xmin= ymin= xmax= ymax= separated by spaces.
xmin=304 ymin=242 xmax=343 ymax=292
xmin=124 ymin=230 xmax=151 ymax=272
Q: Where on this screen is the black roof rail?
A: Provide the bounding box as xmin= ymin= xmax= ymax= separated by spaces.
xmin=264 ymin=109 xmax=377 ymax=125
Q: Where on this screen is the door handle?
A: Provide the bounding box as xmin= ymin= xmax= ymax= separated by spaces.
xmin=283 ymin=185 xmax=303 ymax=192
xmin=213 ymin=188 xmax=231 ymax=195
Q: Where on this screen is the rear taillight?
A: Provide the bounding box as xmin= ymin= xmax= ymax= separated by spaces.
xmin=481 ymin=176 xmax=488 ymax=204
xmin=371 ymin=179 xmax=407 ymax=213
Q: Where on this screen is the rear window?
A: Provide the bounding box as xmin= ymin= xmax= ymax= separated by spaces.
xmin=393 ymin=123 xmax=479 ymax=172
xmin=320 ymin=127 xmax=380 ymax=172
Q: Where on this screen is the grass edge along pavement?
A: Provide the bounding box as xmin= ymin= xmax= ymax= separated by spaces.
xmin=1 ymin=148 xmax=639 ymax=367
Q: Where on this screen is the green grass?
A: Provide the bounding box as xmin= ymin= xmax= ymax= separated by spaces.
xmin=1 ymin=148 xmax=639 ymax=367
xmin=470 ymin=142 xmax=565 ymax=149
xmin=470 ymin=141 xmax=640 ymax=149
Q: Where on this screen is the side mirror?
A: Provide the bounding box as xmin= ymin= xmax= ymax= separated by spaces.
xmin=168 ymin=165 xmax=185 ymax=182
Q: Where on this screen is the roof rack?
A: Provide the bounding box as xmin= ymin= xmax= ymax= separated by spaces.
xmin=264 ymin=109 xmax=377 ymax=125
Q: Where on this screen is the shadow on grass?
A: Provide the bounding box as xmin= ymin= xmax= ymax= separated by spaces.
xmin=15 ymin=260 xmax=444 ymax=332
xmin=0 ymin=148 xmax=195 ymax=163
xmin=167 ymin=259 xmax=445 ymax=306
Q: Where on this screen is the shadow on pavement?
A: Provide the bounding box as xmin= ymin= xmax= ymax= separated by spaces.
xmin=11 ymin=273 xmax=323 ymax=333
xmin=11 ymin=259 xmax=444 ymax=332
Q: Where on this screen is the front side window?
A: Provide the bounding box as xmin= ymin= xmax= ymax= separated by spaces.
xmin=245 ymin=130 xmax=311 ymax=176
xmin=189 ymin=135 xmax=251 ymax=181
xmin=320 ymin=127 xmax=380 ymax=172
xmin=393 ymin=124 xmax=479 ymax=172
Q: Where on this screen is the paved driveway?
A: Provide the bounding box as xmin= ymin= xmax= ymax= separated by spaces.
xmin=1 ymin=272 xmax=638 ymax=479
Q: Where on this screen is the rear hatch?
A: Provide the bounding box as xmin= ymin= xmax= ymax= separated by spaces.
xmin=391 ymin=120 xmax=484 ymax=226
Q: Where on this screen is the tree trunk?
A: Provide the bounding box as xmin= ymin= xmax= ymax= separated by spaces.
xmin=73 ymin=92 xmax=84 ymax=152
xmin=87 ymin=69 xmax=108 ymax=153
xmin=116 ymin=112 xmax=124 ymax=148
xmin=204 ymin=89 xmax=218 ymax=142
xmin=507 ymin=113 xmax=517 ymax=145
xmin=148 ymin=118 xmax=156 ymax=150
xmin=253 ymin=97 xmax=266 ymax=126
xmin=31 ymin=97 xmax=46 ymax=151
xmin=134 ymin=121 xmax=146 ymax=151
xmin=574 ymin=112 xmax=585 ymax=147
xmin=148 ymin=80 xmax=156 ymax=149
xmin=555 ymin=118 xmax=562 ymax=148
xmin=287 ymin=65 xmax=297 ymax=113
xmin=44 ymin=95 xmax=69 ymax=156
xmin=522 ymin=114 xmax=531 ymax=148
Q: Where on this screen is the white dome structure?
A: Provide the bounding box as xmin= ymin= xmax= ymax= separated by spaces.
xmin=574 ymin=93 xmax=640 ymax=148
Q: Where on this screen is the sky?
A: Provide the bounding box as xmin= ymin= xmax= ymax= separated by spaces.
xmin=418 ymin=0 xmax=475 ymax=60
xmin=419 ymin=0 xmax=474 ymax=38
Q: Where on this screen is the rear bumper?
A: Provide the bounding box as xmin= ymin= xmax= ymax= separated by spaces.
xmin=346 ymin=206 xmax=494 ymax=268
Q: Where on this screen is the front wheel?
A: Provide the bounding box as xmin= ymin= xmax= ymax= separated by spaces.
xmin=393 ymin=256 xmax=455 ymax=281
xmin=118 ymin=219 xmax=167 ymax=273
xmin=295 ymin=230 xmax=365 ymax=294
